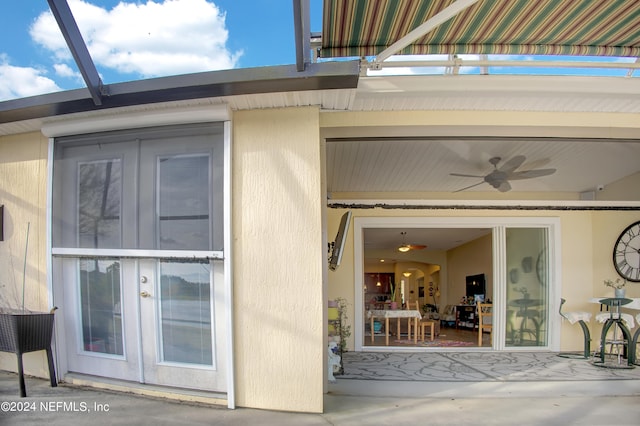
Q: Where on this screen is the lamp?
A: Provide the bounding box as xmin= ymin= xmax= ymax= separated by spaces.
xmin=398 ymin=231 xmax=411 ymax=252
xmin=403 ymin=271 xmax=412 ymax=277
xmin=397 ymin=231 xmax=426 ymax=252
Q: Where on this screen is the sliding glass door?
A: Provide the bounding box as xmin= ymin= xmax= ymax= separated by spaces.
xmin=505 ymin=228 xmax=549 ymax=347
xmin=352 ymin=217 xmax=559 ymax=352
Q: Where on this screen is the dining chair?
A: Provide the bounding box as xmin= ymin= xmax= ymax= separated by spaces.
xmin=405 ymin=301 xmax=419 ymax=339
xmin=477 ymin=303 xmax=493 ymax=347
xmin=407 ymin=301 xmax=436 ymax=342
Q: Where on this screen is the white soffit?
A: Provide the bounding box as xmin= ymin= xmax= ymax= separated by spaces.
xmin=353 ymin=75 xmax=640 ymax=113
xmin=41 ymin=104 xmax=232 ymax=137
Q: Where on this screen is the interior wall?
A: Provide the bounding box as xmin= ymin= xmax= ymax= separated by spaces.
xmin=446 ymin=234 xmax=493 ymax=306
xmin=597 ymin=171 xmax=640 ymax=201
xmin=233 ymin=107 xmax=324 ymax=413
xmin=0 ymin=132 xmax=51 ymax=377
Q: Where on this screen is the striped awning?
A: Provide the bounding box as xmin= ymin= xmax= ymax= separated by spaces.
xmin=319 ymin=0 xmax=640 ymax=59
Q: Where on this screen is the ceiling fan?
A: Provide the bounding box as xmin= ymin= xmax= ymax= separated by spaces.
xmin=450 ymin=155 xmax=556 ymax=193
xmin=398 ymin=231 xmax=426 ymax=252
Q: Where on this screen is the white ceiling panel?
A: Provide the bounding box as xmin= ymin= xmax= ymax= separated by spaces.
xmin=326 ymin=137 xmax=640 ymax=194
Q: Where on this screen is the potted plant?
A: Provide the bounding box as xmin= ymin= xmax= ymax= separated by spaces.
xmin=389 ymin=283 xmax=398 ymax=309
xmin=515 ymin=286 xmax=530 ymax=300
xmin=334 ymin=298 xmax=351 ymax=354
xmin=604 ymin=278 xmax=626 ymax=298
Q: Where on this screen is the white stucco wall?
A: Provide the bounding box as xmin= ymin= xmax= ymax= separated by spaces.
xmin=232 ymin=107 xmax=324 ymax=412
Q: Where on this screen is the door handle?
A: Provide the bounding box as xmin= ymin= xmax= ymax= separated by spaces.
xmin=140 ymin=291 xmax=151 ymax=298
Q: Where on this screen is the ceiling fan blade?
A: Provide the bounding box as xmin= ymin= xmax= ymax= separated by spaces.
xmin=450 ymin=173 xmax=484 ymax=178
xmin=453 ymin=181 xmax=485 ymax=192
xmin=407 ymin=244 xmax=427 ymax=250
xmin=497 ymin=181 xmax=512 ymax=192
xmin=508 ymin=168 xmax=556 ymax=180
xmin=498 ymin=155 xmax=526 ymax=173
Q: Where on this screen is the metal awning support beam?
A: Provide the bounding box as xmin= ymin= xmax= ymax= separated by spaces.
xmin=373 ymin=0 xmax=481 ymax=65
xmin=0 ymin=61 xmax=360 ymax=124
xmin=293 ymin=0 xmax=311 ymax=71
xmin=365 ymin=58 xmax=640 ymax=72
xmin=47 ymin=0 xmax=106 ymax=105
xmin=627 ymin=58 xmax=640 ymax=77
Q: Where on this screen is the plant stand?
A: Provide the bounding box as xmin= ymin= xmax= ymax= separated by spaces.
xmin=0 ymin=312 xmax=57 ymax=397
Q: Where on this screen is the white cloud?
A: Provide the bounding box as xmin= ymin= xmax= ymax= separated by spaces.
xmin=30 ymin=0 xmax=242 ymax=79
xmin=0 ymin=55 xmax=61 ymax=101
xmin=54 ymin=63 xmax=81 ymax=79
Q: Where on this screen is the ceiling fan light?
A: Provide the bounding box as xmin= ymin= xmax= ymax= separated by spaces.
xmin=398 ymin=245 xmax=410 ymax=252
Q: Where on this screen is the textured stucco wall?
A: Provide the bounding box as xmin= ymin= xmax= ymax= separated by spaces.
xmin=232 ymin=107 xmax=324 ymax=412
xmin=0 ymin=131 xmax=51 ymax=376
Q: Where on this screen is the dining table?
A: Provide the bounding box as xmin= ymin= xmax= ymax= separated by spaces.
xmin=367 ymin=309 xmax=421 ymax=346
xmin=589 ymin=297 xmax=639 ymax=367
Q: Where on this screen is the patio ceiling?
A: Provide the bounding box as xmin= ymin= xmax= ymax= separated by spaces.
xmin=320 ymin=0 xmax=640 ymax=60
xmin=325 ymin=135 xmax=640 ymax=195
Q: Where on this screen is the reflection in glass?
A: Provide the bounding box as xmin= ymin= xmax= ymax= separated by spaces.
xmin=506 ymin=228 xmax=549 ymax=347
xmin=159 ymin=260 xmax=212 ymax=365
xmin=79 ymin=259 xmax=123 ymax=355
xmin=158 ymin=155 xmax=210 ymax=250
xmin=78 ymin=160 xmax=122 ymax=248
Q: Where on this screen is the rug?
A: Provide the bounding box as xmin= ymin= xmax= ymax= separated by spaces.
xmin=338 ymin=351 xmax=640 ymax=382
xmin=393 ymin=339 xmax=475 ymax=347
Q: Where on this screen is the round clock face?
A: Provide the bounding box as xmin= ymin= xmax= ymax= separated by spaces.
xmin=613 ymin=221 xmax=640 ymax=282
xmin=536 ymin=249 xmax=546 ymax=286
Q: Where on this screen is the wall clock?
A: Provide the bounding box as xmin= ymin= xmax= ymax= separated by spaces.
xmin=536 ymin=249 xmax=546 ymax=286
xmin=613 ymin=220 xmax=640 ymax=282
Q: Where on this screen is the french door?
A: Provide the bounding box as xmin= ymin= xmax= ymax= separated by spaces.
xmin=52 ymin=124 xmax=227 ymax=392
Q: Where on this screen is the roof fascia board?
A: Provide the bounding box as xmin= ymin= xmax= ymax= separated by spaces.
xmin=293 ymin=0 xmax=311 ymax=71
xmin=374 ymin=0 xmax=481 ymax=64
xmin=0 ymin=61 xmax=360 ymax=125
xmin=47 ymin=0 xmax=105 ymax=105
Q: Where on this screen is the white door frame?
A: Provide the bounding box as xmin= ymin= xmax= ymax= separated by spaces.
xmin=353 ymin=216 xmax=561 ymax=352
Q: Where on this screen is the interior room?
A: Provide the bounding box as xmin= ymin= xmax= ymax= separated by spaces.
xmin=363 ymin=227 xmax=494 ymax=348
xmin=356 ymin=222 xmax=551 ymax=350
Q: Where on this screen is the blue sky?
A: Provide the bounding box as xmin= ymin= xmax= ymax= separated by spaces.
xmin=0 ymin=0 xmax=323 ymax=101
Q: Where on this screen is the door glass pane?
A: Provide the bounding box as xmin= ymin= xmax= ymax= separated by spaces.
xmin=78 ymin=160 xmax=122 ymax=248
xmin=506 ymin=228 xmax=549 ymax=347
xmin=79 ymin=259 xmax=124 ymax=355
xmin=159 ymin=260 xmax=212 ymax=365
xmin=158 ymin=154 xmax=210 ymax=250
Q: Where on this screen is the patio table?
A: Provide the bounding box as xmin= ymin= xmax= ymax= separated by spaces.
xmin=367 ymin=309 xmax=421 ymax=346
xmin=509 ymin=298 xmax=543 ymax=345
xmin=590 ymin=297 xmax=635 ymax=367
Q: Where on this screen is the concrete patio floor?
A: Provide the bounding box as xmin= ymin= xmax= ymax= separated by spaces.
xmin=1 ymin=350 xmax=639 ymax=425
